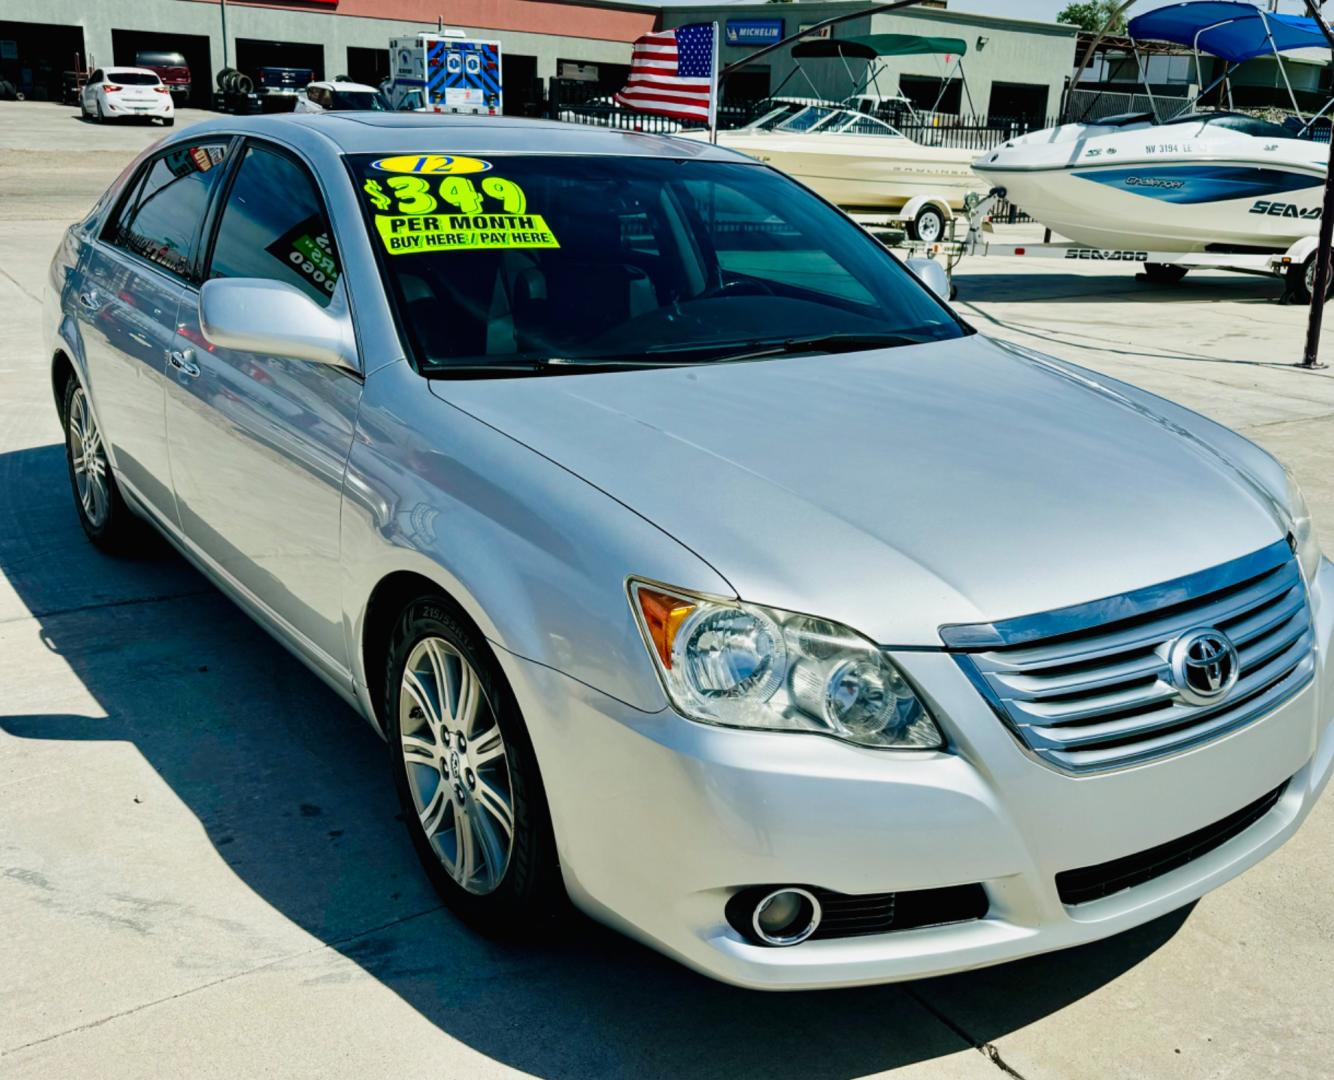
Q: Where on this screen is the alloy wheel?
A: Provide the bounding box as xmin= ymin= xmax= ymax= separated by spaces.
xmin=399 ymin=636 xmax=515 ymax=895
xmin=68 ymin=386 xmax=110 ymax=528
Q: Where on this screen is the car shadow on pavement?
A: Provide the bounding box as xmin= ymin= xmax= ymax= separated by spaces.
xmin=954 ymin=270 xmax=1291 ymax=307
xmin=0 ymin=442 xmax=1192 ymax=1078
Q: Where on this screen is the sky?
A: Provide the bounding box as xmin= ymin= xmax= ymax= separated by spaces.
xmin=949 ymin=0 xmax=1315 ymax=19
xmin=653 ymin=0 xmax=1323 ymax=20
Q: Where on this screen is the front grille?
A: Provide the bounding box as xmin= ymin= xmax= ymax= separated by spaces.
xmin=1056 ymin=779 xmax=1288 ymax=905
xmin=945 ymin=540 xmax=1315 ymax=773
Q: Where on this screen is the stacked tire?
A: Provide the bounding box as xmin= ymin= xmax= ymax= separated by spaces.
xmin=216 ymin=68 xmax=254 ymax=96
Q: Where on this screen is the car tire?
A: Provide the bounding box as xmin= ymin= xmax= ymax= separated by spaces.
xmin=164 ymin=117 xmax=175 ymax=127
xmin=908 ymin=204 xmax=947 ymax=244
xmin=384 ymin=597 xmax=564 ymax=934
xmin=62 ymin=376 xmax=138 ymax=552
xmin=95 ymin=100 xmax=106 ymax=123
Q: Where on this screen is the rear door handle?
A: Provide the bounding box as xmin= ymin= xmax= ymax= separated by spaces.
xmin=169 ymin=349 xmax=200 ymax=378
xmin=77 ymin=291 xmax=99 ymax=311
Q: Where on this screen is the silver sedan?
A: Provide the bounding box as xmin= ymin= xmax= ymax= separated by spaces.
xmin=45 ymin=113 xmax=1334 ymax=989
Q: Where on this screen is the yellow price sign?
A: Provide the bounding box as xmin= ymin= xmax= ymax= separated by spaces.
xmin=376 ymin=213 xmax=561 ymax=254
xmin=363 ymin=170 xmax=558 ymax=254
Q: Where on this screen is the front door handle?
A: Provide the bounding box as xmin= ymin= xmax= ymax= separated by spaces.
xmin=169 ymin=349 xmax=200 ymax=378
xmin=77 ymin=291 xmax=99 ymax=311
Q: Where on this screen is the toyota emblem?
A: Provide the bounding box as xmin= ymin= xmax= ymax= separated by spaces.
xmin=1168 ymin=627 xmax=1240 ymax=706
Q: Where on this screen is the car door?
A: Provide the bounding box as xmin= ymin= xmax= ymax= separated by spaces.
xmin=76 ymin=138 xmax=235 ymax=519
xmin=166 ymin=139 xmax=361 ymax=677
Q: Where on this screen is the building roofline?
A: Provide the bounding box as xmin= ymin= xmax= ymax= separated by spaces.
xmin=659 ymin=3 xmax=1077 ymax=37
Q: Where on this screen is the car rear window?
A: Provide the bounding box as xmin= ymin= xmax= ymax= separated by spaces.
xmin=349 ymin=152 xmax=966 ymax=375
xmin=331 ymin=89 xmax=388 ymax=110
xmin=111 ymin=72 xmax=162 ymax=86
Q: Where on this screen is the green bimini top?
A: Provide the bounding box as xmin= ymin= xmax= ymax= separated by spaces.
xmin=790 ymin=34 xmax=968 ymax=61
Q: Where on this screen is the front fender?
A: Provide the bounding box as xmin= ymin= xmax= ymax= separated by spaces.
xmin=45 ymin=226 xmax=90 ymax=403
xmin=340 ymin=359 xmax=733 ymax=717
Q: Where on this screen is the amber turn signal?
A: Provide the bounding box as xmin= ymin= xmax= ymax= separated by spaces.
xmin=635 ymin=587 xmax=695 ymax=669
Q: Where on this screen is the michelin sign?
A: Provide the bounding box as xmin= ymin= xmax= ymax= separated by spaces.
xmin=725 ymin=19 xmax=784 ymax=46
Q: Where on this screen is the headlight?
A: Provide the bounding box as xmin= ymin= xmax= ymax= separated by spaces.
xmin=1285 ymin=468 xmax=1323 ymax=586
xmin=629 ymin=580 xmax=943 ymax=750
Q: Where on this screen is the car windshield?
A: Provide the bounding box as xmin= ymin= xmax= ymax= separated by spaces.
xmin=350 ymin=153 xmax=967 ymax=375
xmin=111 ymin=72 xmax=161 ymax=86
xmin=331 ymin=89 xmax=390 ymax=110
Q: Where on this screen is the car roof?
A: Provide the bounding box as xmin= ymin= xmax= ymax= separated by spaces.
xmin=178 ymin=112 xmax=756 ymax=163
xmin=310 ymin=80 xmax=380 ymax=93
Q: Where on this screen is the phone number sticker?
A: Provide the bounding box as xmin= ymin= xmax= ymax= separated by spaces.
xmin=362 ymin=172 xmax=559 ymax=254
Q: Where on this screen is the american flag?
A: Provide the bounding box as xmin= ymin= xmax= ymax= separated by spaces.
xmin=614 ymin=23 xmax=716 ymax=123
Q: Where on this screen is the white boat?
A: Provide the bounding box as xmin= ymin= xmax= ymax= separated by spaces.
xmin=676 ymin=34 xmax=988 ymax=237
xmin=973 ymin=1 xmax=1331 ymax=253
xmin=697 ymin=101 xmax=980 ymax=218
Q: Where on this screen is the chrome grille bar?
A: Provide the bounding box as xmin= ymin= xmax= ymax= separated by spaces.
xmin=946 ymin=540 xmax=1315 ymax=773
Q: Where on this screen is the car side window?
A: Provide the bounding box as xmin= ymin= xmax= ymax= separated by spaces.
xmin=107 ymin=142 xmax=232 ymax=279
xmin=89 ymin=70 xmax=103 ymax=85
xmin=207 ymin=143 xmax=341 ymax=306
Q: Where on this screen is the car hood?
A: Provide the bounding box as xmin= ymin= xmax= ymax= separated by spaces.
xmin=430 ymin=335 xmax=1287 ymax=645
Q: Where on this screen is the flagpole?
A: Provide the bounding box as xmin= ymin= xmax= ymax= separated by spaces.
xmin=708 ymin=21 xmax=720 ymax=144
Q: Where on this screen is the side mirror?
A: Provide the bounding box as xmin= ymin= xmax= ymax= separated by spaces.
xmin=198 ymin=278 xmax=357 ymax=371
xmin=906 ymin=257 xmax=952 ymax=304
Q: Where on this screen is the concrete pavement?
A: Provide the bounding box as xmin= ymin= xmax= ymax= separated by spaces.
xmin=1 ymin=100 xmax=1331 ymax=1079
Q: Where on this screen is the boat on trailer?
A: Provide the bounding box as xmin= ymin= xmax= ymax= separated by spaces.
xmin=973 ymin=1 xmax=1331 ymax=254
xmin=680 ymin=34 xmax=986 ymax=239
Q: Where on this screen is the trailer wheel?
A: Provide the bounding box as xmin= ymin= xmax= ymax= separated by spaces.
xmin=1287 ymin=253 xmax=1333 ymax=305
xmin=1142 ymin=263 xmax=1189 ymax=284
xmin=907 ymin=204 xmax=947 ymax=244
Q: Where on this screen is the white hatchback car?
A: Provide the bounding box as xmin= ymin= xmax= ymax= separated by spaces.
xmin=80 ymin=66 xmax=175 ymax=125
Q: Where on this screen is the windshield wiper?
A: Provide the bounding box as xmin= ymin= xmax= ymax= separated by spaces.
xmin=644 ymin=331 xmax=931 ymax=364
xmin=421 ymin=332 xmax=933 ymax=379
xmin=420 ymin=356 xmax=708 ymax=379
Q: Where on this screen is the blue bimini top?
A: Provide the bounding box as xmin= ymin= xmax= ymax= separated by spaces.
xmin=1128 ymin=1 xmax=1330 ymax=62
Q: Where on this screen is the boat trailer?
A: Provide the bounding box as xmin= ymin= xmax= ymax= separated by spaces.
xmin=876 ymin=188 xmax=1329 ymax=305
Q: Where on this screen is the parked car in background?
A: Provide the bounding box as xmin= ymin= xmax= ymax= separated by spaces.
xmin=80 ymin=67 xmax=174 ymax=125
xmin=44 ymin=113 xmax=1333 ymax=991
xmin=255 ymin=66 xmax=314 ymax=112
xmin=134 ymin=49 xmax=191 ymax=104
xmin=556 ymin=95 xmax=682 ymax=132
xmin=295 ymin=79 xmax=390 ymax=113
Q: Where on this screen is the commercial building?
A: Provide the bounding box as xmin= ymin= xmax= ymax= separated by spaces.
xmin=0 ymin=0 xmax=1078 ymax=123
xmin=662 ymin=2 xmax=1079 ymax=124
xmin=0 ymin=0 xmax=658 ymax=114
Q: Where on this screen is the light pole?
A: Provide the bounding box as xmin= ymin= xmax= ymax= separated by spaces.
xmin=220 ymin=0 xmax=230 ymax=71
xmin=1300 ymin=0 xmax=1334 ymax=369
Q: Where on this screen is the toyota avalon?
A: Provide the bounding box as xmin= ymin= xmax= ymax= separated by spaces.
xmin=44 ymin=113 xmax=1333 ymax=989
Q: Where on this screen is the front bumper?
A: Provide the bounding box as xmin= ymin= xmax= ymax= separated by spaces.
xmin=496 ymin=558 xmax=1334 ymax=990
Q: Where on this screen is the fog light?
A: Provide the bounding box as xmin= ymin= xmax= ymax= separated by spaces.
xmin=752 ymin=887 xmax=821 ymax=946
